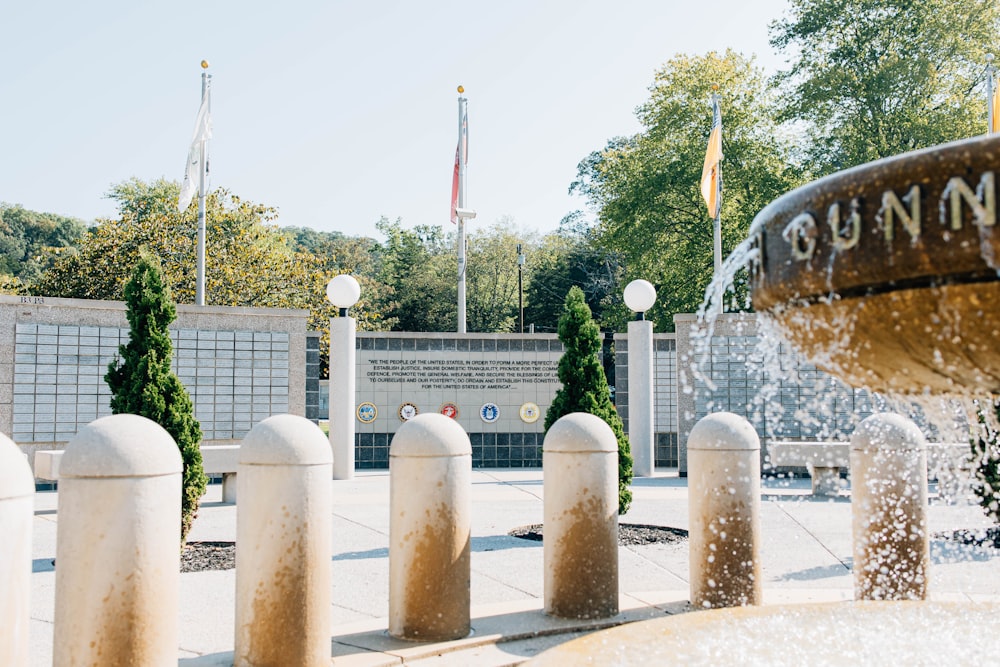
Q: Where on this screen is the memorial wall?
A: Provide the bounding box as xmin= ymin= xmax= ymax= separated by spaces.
xmin=2 ymin=295 xmax=888 ymax=477
xmin=0 ymin=295 xmax=309 ymax=469
xmin=353 ymin=332 xmax=563 ymax=468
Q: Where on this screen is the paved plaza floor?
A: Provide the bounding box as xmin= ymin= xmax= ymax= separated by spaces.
xmin=26 ymin=470 xmax=1000 ymax=665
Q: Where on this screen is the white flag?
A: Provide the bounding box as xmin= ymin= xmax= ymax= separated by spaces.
xmin=177 ymin=90 xmax=212 ymax=212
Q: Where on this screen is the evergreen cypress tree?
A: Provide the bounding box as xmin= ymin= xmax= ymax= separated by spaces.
xmin=544 ymin=286 xmax=633 ymax=514
xmin=972 ymin=400 xmax=1000 ymax=525
xmin=105 ymin=252 xmax=207 ymax=544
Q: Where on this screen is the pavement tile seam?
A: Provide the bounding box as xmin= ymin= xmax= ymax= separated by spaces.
xmin=766 ymin=497 xmax=854 ymax=569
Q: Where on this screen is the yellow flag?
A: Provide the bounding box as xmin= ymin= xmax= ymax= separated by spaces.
xmin=992 ymin=84 xmax=1000 ymax=134
xmin=700 ymin=98 xmax=723 ymax=217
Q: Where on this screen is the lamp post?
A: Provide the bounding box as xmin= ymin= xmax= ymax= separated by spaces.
xmin=327 ymin=275 xmax=361 ymax=480
xmin=517 ymin=244 xmax=525 ymax=334
xmin=623 ymin=279 xmax=656 ymax=477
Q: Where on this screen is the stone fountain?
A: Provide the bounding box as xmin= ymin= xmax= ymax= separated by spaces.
xmin=750 ymin=133 xmax=1000 ymax=394
xmin=527 ymin=134 xmax=1000 ymax=664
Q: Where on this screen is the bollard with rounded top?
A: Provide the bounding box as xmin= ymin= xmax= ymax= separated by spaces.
xmin=687 ymin=412 xmax=761 ymax=609
xmin=235 ymin=414 xmax=333 ymax=667
xmin=543 ymin=413 xmax=619 ymax=619
xmin=851 ymin=412 xmax=929 ymax=601
xmin=0 ymin=432 xmax=34 ymax=667
xmin=53 ymin=414 xmax=182 ymax=667
xmin=389 ymin=413 xmax=472 ymax=641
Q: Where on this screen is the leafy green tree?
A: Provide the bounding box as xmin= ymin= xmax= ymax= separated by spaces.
xmin=281 ymin=225 xmax=346 ymax=254
xmin=34 ymin=179 xmax=316 ymax=308
xmin=376 ymin=216 xmax=544 ymax=334
xmin=770 ymin=0 xmax=1000 ymax=174
xmin=0 ymin=274 xmax=27 ymax=295
xmin=573 ymin=51 xmax=800 ymax=330
xmin=545 ymin=286 xmax=633 ymax=514
xmin=465 ymin=219 xmax=538 ymax=333
xmin=376 ymin=217 xmax=456 ymax=332
xmin=283 ymin=224 xmax=394 ymax=375
xmin=524 ymin=214 xmax=623 ymax=333
xmin=105 ymin=252 xmax=207 ymax=545
xmin=0 ymin=203 xmax=87 ymax=284
xmin=31 ymin=178 xmax=388 ymax=376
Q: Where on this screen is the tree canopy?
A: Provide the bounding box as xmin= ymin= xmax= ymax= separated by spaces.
xmin=770 ymin=0 xmax=1000 ymax=173
xmin=574 ymin=51 xmax=801 ymax=330
xmin=524 ymin=215 xmax=623 ymax=333
xmin=0 ymin=203 xmax=87 ymax=285
xmin=36 ymin=179 xmax=315 ymax=308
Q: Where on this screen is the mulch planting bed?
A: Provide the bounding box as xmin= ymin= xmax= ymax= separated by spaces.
xmin=509 ymin=523 xmax=688 ymax=546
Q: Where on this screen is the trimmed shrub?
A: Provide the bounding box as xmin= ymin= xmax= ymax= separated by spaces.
xmin=105 ymin=252 xmax=207 ymax=544
xmin=972 ymin=399 xmax=1000 ymax=524
xmin=544 ymin=286 xmax=634 ymax=514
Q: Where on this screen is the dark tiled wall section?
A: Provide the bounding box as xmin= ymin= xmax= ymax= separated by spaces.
xmin=656 ymin=432 xmax=679 ymax=468
xmin=355 ymin=432 xmax=544 ymax=469
xmin=305 ymin=333 xmax=320 ymax=422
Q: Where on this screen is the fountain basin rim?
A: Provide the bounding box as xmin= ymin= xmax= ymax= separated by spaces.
xmin=749 ymin=132 xmax=1000 ymax=311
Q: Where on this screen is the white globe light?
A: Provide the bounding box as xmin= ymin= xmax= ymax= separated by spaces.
xmin=623 ymin=279 xmax=657 ymax=313
xmin=326 ymin=274 xmax=361 ymax=308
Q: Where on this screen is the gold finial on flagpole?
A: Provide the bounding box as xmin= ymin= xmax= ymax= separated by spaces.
xmin=711 ymin=82 xmax=719 ymax=91
xmin=201 ymin=60 xmax=210 ymax=69
xmin=457 ymin=85 xmax=464 ymax=94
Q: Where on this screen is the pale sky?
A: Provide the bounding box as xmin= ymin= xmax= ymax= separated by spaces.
xmin=1 ymin=0 xmax=790 ymax=240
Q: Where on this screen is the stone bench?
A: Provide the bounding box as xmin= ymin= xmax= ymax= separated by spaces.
xmin=769 ymin=440 xmax=972 ymax=497
xmin=34 ymin=444 xmax=241 ymax=504
xmin=768 ymin=441 xmax=850 ymax=496
xmin=200 ymin=445 xmax=240 ymax=503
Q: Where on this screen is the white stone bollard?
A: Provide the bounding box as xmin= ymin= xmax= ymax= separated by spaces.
xmin=851 ymin=412 xmax=929 ymax=601
xmin=53 ymin=414 xmax=182 ymax=667
xmin=389 ymin=413 xmax=471 ymax=641
xmin=0 ymin=432 xmax=34 ymax=667
xmin=235 ymin=414 xmax=333 ymax=667
xmin=543 ymin=413 xmax=620 ymax=619
xmin=688 ymin=412 xmax=761 ymax=609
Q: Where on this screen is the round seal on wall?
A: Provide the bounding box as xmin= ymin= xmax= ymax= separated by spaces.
xmin=519 ymin=402 xmax=540 ymax=424
xmin=480 ymin=402 xmax=500 ymax=423
xmin=440 ymin=402 xmax=459 ymax=419
xmin=398 ymin=402 xmax=419 ymax=421
xmin=356 ymin=402 xmax=378 ymax=424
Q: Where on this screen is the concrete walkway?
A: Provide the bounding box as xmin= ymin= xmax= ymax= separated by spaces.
xmin=27 ymin=470 xmax=1000 ymax=665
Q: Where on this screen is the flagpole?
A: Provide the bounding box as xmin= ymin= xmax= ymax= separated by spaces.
xmin=457 ymin=88 xmax=468 ymax=333
xmin=196 ymin=60 xmax=211 ymax=306
xmin=711 ymin=88 xmax=723 ymax=314
xmin=988 ymin=53 xmax=996 ymax=135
